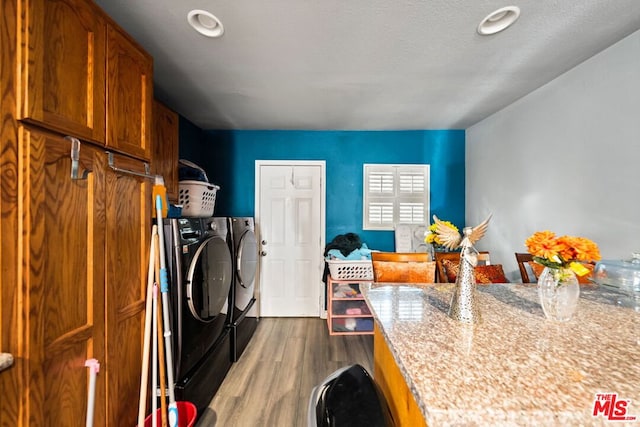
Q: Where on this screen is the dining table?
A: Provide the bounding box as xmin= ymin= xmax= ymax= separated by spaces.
xmin=361 ymin=282 xmax=640 ymax=426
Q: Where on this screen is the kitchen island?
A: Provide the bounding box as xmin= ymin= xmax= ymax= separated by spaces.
xmin=362 ymin=283 xmax=640 ymax=426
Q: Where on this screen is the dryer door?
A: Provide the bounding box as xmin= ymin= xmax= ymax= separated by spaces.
xmin=237 ymin=229 xmax=258 ymax=288
xmin=235 ymin=229 xmax=258 ymax=310
xmin=186 ymin=236 xmax=233 ymax=322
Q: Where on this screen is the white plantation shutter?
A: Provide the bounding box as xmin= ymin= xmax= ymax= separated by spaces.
xmin=398 ymin=203 xmax=424 ymax=223
xmin=368 ymin=202 xmax=394 ymax=224
xmin=369 ymin=171 xmax=394 ymax=194
xmin=363 ymin=164 xmax=429 ymax=230
xmin=398 ymin=172 xmax=425 ymax=194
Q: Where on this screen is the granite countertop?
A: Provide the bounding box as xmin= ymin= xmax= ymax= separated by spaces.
xmin=362 ymin=283 xmax=640 ymax=426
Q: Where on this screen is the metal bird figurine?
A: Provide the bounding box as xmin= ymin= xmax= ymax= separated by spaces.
xmin=433 ymin=214 xmax=492 ymax=323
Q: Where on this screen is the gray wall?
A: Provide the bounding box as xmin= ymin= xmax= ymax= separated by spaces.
xmin=466 ymin=29 xmax=640 ymax=281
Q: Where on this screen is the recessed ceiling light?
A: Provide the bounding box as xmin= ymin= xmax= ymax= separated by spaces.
xmin=477 ymin=6 xmax=520 ymax=35
xmin=187 ymin=9 xmax=224 ymax=38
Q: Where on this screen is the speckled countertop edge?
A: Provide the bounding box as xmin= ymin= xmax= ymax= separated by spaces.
xmin=362 ymin=283 xmax=640 ymax=427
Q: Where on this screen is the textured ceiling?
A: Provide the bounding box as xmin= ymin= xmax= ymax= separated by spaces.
xmin=94 ymin=0 xmax=640 ymax=130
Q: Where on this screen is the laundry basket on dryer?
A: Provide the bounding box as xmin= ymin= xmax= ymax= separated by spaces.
xmin=178 ymin=180 xmax=219 ymax=217
xmin=177 ymin=159 xmax=220 ymax=218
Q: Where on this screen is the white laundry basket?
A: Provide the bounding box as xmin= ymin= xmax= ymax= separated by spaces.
xmin=178 ymin=180 xmax=220 ymax=217
xmin=326 ymin=259 xmax=374 ymax=281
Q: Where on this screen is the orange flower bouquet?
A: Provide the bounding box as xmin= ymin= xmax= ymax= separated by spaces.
xmin=527 ymin=230 xmax=601 ymax=321
xmin=525 ymin=230 xmax=601 ymax=276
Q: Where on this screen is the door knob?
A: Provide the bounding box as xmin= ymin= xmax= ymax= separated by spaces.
xmin=262 ymin=240 xmax=267 ymax=245
xmin=261 ymin=251 xmax=267 ymax=257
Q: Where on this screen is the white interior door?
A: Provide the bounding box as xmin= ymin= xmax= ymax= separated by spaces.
xmin=256 ymin=161 xmax=325 ymax=317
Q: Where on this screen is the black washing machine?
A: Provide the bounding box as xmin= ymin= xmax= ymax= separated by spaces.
xmin=164 ymin=216 xmax=233 ymax=414
xmin=229 ymin=217 xmax=260 ymax=362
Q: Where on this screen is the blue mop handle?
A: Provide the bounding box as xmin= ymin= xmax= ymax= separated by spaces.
xmin=155 ymin=195 xmax=179 ymax=427
xmin=155 ymin=196 xmax=170 ymax=293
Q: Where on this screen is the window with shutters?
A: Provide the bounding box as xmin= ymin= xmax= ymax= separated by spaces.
xmin=363 ymin=164 xmax=430 ymax=230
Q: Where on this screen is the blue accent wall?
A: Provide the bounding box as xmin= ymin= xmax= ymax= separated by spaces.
xmin=180 ymin=129 xmax=465 ymax=251
xmin=178 ymin=116 xmax=205 ymax=159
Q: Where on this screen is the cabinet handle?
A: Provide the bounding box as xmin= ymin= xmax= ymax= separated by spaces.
xmin=107 ymin=152 xmax=153 ymax=180
xmin=65 ymin=136 xmax=90 ymax=180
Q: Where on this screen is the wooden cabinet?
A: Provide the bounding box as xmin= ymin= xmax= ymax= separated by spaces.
xmin=2 ymin=1 xmax=152 ymax=425
xmin=326 ymin=277 xmax=374 ymax=335
xmin=8 ymin=127 xmax=151 ymax=427
xmin=17 ymin=125 xmax=107 ymax=426
xmin=18 ymin=0 xmax=153 ymax=161
xmin=19 ymin=0 xmax=106 ymax=143
xmin=373 ymin=324 xmax=427 ymax=427
xmin=152 ymin=100 xmax=179 ymax=203
xmin=105 ymin=23 xmax=153 ymax=161
xmin=1 ymin=1 xmax=20 ymax=423
xmin=104 ymin=152 xmax=151 ymax=427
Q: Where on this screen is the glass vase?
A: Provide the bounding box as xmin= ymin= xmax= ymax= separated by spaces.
xmin=537 ymin=266 xmax=580 ymax=322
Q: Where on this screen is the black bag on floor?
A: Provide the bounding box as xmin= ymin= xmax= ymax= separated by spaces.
xmin=308 ymin=364 xmax=395 ymax=427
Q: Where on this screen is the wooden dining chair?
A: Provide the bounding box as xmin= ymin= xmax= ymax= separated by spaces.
xmin=371 ymin=252 xmax=435 ymax=283
xmin=434 ymin=251 xmax=490 ymax=283
xmin=515 ymin=253 xmax=535 ymax=283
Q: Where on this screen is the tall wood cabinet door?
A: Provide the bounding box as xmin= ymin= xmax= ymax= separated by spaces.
xmin=152 ymin=100 xmax=179 ymax=203
xmin=106 ymin=23 xmax=153 ymax=161
xmin=19 ymin=0 xmax=106 ymax=143
xmin=104 ymin=152 xmax=151 ymax=426
xmin=20 ymin=125 xmax=106 ymax=427
xmin=0 ymin=3 xmax=19 ymax=423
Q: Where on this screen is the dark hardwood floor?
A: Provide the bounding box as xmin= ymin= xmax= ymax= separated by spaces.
xmin=195 ymin=317 xmax=374 ymax=426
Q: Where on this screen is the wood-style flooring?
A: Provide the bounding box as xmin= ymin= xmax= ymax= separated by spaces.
xmin=195 ymin=317 xmax=374 ymax=427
